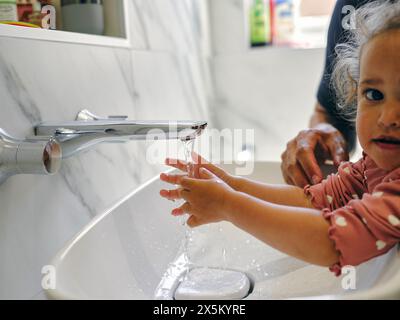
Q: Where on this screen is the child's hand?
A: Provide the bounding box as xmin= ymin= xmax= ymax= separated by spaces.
xmin=164 ymin=152 xmax=239 ymax=190
xmin=160 ymin=167 xmax=235 ymax=228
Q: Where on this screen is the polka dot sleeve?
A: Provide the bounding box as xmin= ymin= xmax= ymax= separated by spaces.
xmin=324 ymin=180 xmax=400 ymax=276
xmin=304 ymin=158 xmax=367 ymax=212
xmin=304 ymin=158 xmax=400 ymax=276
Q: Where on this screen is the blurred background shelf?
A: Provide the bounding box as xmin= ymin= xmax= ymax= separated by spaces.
xmin=255 ymin=15 xmax=331 ymax=50
xmin=245 ymin=0 xmax=334 ymax=50
xmin=208 ymin=0 xmax=336 ymax=55
xmin=0 ymin=0 xmax=130 ymax=48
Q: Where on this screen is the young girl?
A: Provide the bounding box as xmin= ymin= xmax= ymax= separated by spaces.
xmin=160 ymin=0 xmax=400 ymax=276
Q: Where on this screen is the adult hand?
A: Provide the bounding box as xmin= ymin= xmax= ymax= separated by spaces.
xmin=281 ymin=123 xmax=349 ymax=187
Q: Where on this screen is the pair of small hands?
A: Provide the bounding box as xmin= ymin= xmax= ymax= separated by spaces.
xmin=159 ymin=152 xmax=235 ymax=228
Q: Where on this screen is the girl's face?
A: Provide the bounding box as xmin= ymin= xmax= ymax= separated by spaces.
xmin=357 ymin=30 xmax=400 ymax=171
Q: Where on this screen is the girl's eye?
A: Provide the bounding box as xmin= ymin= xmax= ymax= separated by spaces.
xmin=364 ymin=89 xmax=384 ymax=101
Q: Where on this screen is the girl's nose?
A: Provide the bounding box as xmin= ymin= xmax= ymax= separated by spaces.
xmin=378 ymin=102 xmax=400 ymax=129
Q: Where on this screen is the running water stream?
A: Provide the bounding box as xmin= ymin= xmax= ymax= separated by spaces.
xmin=154 ymin=139 xmax=196 ymax=299
xmin=154 ymin=138 xmax=250 ymax=300
xmin=180 ymin=139 xmax=195 ymax=278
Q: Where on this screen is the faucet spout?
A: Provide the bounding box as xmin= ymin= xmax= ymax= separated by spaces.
xmin=35 ymin=110 xmax=207 ymax=158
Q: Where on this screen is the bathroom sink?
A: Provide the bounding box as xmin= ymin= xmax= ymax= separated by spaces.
xmin=46 ymin=162 xmax=400 ymax=300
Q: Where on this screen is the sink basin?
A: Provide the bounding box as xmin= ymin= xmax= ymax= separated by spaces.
xmin=46 ymin=162 xmax=400 ymax=300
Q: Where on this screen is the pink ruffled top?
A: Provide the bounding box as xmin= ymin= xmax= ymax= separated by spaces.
xmin=304 ymin=153 xmax=400 ymax=276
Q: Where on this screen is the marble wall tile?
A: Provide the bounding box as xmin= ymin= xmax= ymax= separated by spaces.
xmin=208 ymin=0 xmax=248 ymax=55
xmin=129 ymin=0 xmax=211 ymax=56
xmin=0 ymin=38 xmax=136 ymax=136
xmin=132 ymin=51 xmax=209 ymax=121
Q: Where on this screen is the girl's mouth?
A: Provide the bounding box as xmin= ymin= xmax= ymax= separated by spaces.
xmin=372 ymin=136 xmax=400 ymax=150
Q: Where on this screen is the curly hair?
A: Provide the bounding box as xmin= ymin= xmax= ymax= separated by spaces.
xmin=332 ymin=0 xmax=400 ymax=123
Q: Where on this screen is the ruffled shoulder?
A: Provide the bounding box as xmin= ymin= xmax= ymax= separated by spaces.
xmin=304 ymin=156 xmax=368 ymax=211
xmin=362 ymin=152 xmax=400 ymax=191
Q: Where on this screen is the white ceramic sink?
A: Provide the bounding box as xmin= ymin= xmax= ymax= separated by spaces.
xmin=46 ymin=162 xmax=400 ymax=300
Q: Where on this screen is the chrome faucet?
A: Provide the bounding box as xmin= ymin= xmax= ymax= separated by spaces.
xmin=0 ymin=129 xmax=62 ymax=185
xmin=35 ymin=109 xmax=208 ymax=159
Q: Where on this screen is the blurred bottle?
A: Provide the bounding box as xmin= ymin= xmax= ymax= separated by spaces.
xmin=273 ymin=0 xmax=297 ymax=45
xmin=249 ymin=0 xmax=273 ymax=47
xmin=16 ymin=0 xmax=46 ymax=27
xmin=16 ymin=0 xmax=32 ymax=22
xmin=0 ymin=0 xmax=18 ymax=22
xmin=26 ymin=0 xmax=44 ymax=27
xmin=61 ymin=0 xmax=104 ymax=35
xmin=103 ymin=0 xmax=124 ymax=38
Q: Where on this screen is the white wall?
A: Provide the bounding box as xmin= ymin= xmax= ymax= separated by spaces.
xmin=211 ymin=48 xmax=325 ymax=161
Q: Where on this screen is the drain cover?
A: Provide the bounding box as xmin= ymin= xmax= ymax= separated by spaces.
xmin=174 ymin=267 xmax=251 ymax=300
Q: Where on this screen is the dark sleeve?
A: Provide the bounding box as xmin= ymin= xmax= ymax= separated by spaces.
xmin=317 ymin=0 xmax=368 ymax=152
